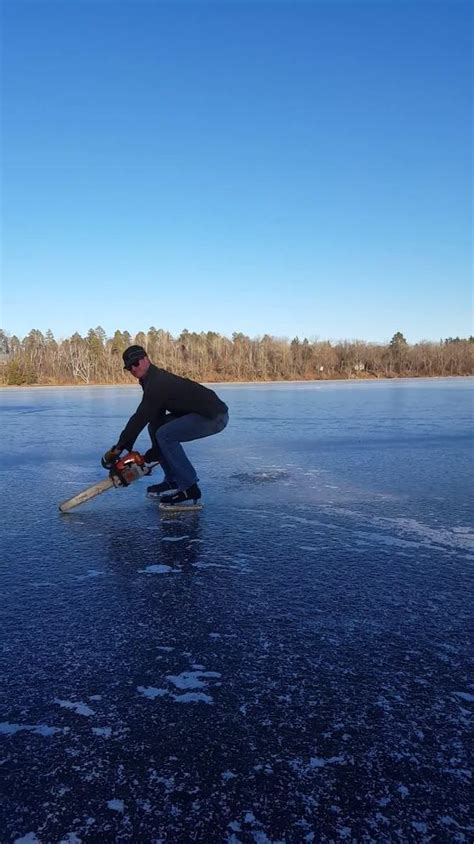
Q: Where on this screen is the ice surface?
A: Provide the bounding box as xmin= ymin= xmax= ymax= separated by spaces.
xmin=1 ymin=379 xmax=473 ymax=842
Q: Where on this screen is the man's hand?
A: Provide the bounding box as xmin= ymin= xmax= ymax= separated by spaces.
xmin=101 ymin=446 xmax=121 ymax=469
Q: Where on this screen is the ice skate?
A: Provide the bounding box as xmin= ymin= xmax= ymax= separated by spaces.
xmin=159 ymin=483 xmax=203 ymax=512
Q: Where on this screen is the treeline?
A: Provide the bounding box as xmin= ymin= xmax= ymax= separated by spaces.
xmin=0 ymin=327 xmax=472 ymax=385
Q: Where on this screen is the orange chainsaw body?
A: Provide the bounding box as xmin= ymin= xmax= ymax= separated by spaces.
xmin=111 ymin=451 xmax=149 ymax=487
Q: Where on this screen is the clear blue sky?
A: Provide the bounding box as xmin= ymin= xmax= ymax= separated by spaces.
xmin=1 ymin=0 xmax=472 ymax=344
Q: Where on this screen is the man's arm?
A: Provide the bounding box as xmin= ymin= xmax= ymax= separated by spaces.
xmin=116 ymin=394 xmax=152 ymax=452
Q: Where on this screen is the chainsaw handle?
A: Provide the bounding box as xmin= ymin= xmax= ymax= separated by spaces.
xmin=101 ymin=446 xmax=122 ymax=469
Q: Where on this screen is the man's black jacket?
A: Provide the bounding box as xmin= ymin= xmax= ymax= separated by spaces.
xmin=117 ymin=364 xmax=228 ymax=451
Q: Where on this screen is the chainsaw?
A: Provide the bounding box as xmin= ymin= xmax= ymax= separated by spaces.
xmin=58 ymin=452 xmax=156 ymax=513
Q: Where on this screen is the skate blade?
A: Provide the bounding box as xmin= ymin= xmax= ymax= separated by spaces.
xmin=159 ymin=502 xmax=203 ymax=512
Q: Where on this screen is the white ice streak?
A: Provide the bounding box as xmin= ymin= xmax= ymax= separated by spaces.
xmin=1 ymin=722 xmax=69 ymax=736
xmin=354 ymin=529 xmax=418 ymax=549
xmin=327 ymin=507 xmax=474 ymax=553
xmin=54 ymin=699 xmax=95 ymax=717
xmin=138 ymin=565 xmax=174 ymax=574
xmin=76 ymin=569 xmax=103 ymax=580
xmin=453 ymin=691 xmax=474 ymax=702
xmin=194 ymin=562 xmax=229 ymax=570
xmin=162 ymin=536 xmax=190 ymax=543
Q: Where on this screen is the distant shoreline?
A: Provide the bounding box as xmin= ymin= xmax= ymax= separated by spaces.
xmin=1 ymin=375 xmax=472 ymax=390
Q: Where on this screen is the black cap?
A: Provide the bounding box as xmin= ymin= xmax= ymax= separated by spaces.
xmin=122 ymin=345 xmax=147 ymax=369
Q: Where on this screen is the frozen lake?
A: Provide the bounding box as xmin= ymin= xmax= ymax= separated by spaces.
xmin=1 ymin=378 xmax=473 ymax=843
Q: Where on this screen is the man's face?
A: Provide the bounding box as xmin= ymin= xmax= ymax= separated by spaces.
xmin=128 ymin=356 xmax=150 ymax=379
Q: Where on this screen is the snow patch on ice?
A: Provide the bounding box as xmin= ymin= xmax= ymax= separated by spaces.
xmin=92 ymin=727 xmax=112 ymax=737
xmin=13 ymin=835 xmax=42 ymax=844
xmin=453 ymin=691 xmax=474 ymax=702
xmin=1 ymin=722 xmax=68 ymax=736
xmin=107 ymin=799 xmax=125 ymax=813
xmin=228 ymin=820 xmax=241 ymax=831
xmin=137 ymin=686 xmax=168 ymax=699
xmin=411 ymin=821 xmax=428 ymax=833
xmin=309 ymin=754 xmax=345 ymax=769
xmin=166 ymin=671 xmax=221 ymax=690
xmin=54 ymin=699 xmax=95 ymax=717
xmin=172 ymin=692 xmax=214 ymax=704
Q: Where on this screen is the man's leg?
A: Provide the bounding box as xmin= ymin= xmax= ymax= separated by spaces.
xmin=146 ymin=423 xmax=178 ymax=494
xmin=156 ymin=412 xmax=228 ymax=491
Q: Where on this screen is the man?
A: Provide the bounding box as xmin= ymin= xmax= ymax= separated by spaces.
xmin=102 ymin=345 xmax=228 ymax=506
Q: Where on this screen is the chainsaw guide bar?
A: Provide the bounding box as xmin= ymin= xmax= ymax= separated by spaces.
xmin=58 ymin=452 xmax=150 ymax=513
